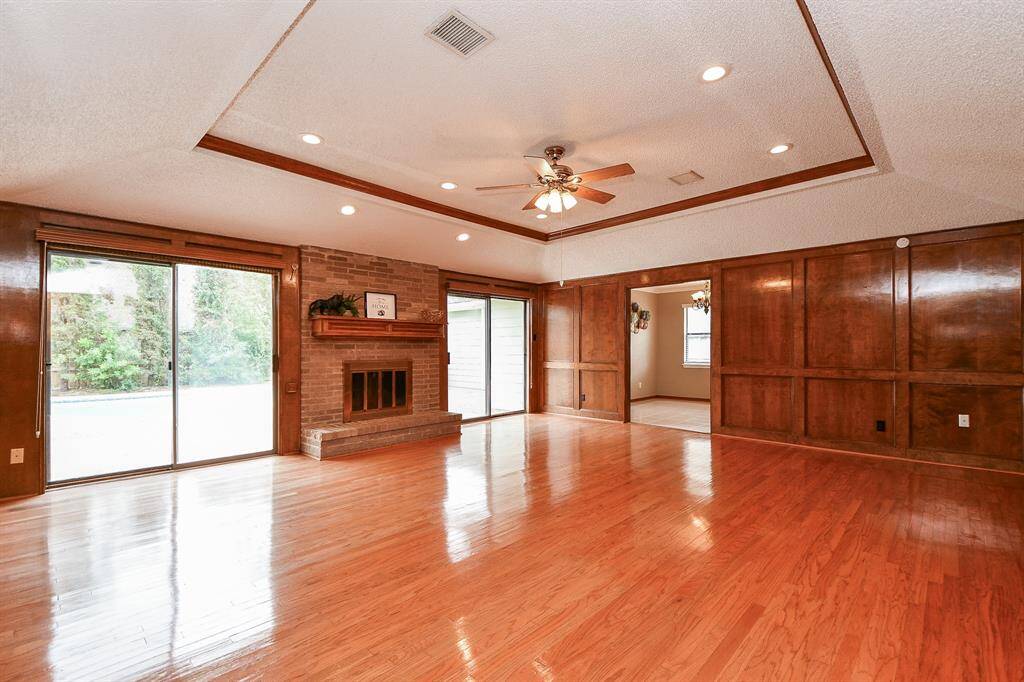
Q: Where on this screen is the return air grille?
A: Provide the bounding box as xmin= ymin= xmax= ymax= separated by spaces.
xmin=426 ymin=10 xmax=494 ymax=57
xmin=670 ymin=170 xmax=705 ymax=186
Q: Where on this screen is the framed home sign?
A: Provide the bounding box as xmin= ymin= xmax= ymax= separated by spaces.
xmin=365 ymin=291 xmax=397 ymax=319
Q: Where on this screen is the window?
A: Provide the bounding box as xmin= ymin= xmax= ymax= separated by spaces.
xmin=683 ymin=305 xmax=711 ymax=366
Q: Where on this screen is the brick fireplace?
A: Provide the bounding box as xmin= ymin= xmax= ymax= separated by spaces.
xmin=299 ymin=245 xmax=460 ymax=459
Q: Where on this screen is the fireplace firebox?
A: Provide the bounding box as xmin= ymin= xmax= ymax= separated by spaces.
xmin=343 ymin=360 xmax=412 ymax=422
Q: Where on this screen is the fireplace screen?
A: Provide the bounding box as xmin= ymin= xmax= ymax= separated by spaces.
xmin=343 ymin=360 xmax=412 ymax=422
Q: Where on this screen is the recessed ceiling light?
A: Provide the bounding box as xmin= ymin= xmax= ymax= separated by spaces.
xmin=440 ymin=181 xmax=458 ymax=190
xmin=339 ymin=205 xmax=356 ymax=216
xmin=769 ymin=143 xmax=792 ymax=154
xmin=536 ymin=214 xmax=547 ymax=220
xmin=701 ymin=65 xmax=728 ymax=82
xmin=456 ymin=233 xmax=470 ymax=241
xmin=301 ymin=133 xmax=322 ymax=145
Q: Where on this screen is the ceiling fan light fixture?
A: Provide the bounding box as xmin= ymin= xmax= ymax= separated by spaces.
xmin=547 ymin=189 xmax=563 ymax=213
xmin=534 ymin=192 xmax=550 ymax=211
xmin=561 ymin=191 xmax=578 ymax=210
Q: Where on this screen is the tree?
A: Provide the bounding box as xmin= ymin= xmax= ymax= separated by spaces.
xmin=178 ymin=267 xmax=272 ymax=386
xmin=127 ymin=264 xmax=171 ymax=388
xmin=73 ymin=323 xmax=142 ymax=390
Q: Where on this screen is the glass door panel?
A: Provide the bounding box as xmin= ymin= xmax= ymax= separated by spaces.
xmin=490 ymin=298 xmax=526 ymax=415
xmin=47 ymin=253 xmax=173 ymax=482
xmin=176 ymin=264 xmax=274 ymax=463
xmin=446 ymin=294 xmax=488 ymax=419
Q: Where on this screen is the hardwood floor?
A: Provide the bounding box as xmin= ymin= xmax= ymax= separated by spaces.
xmin=1 ymin=414 xmax=1021 ymax=680
xmin=631 ymin=397 xmax=711 ymax=433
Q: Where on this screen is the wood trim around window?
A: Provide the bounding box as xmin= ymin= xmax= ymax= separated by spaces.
xmin=439 ymin=270 xmax=541 ymax=415
xmin=26 ymin=204 xmax=304 ymax=459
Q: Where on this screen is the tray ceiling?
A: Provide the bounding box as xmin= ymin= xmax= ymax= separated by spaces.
xmin=210 ymin=0 xmax=866 ymax=234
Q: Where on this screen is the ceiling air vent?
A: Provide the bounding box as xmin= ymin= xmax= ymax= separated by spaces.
xmin=670 ymin=170 xmax=704 ymax=186
xmin=426 ymin=10 xmax=494 ymax=58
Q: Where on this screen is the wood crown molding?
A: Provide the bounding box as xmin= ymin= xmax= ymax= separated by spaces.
xmin=196 ymin=135 xmax=548 ymax=242
xmin=197 ymin=0 xmax=875 ymax=243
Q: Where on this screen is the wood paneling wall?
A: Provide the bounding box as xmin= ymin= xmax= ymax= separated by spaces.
xmin=0 ymin=205 xmax=45 ymax=498
xmin=539 ymin=283 xmax=624 ymax=419
xmin=0 ymin=203 xmax=302 ymax=499
xmin=539 ymin=220 xmax=1024 ymax=473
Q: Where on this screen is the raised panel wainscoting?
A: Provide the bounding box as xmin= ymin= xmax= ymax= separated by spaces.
xmin=539 ymin=220 xmax=1024 ymax=473
xmin=541 ymin=283 xmax=623 ymax=419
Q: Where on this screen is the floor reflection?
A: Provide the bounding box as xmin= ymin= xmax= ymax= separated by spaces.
xmin=681 ymin=437 xmax=714 ymax=499
xmin=45 ymin=464 xmax=275 ymax=679
xmin=443 ymin=417 xmax=528 ymax=563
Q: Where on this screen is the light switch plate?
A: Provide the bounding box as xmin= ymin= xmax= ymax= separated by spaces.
xmin=10 ymin=448 xmax=24 ymax=464
xmin=958 ymin=414 xmax=970 ymax=428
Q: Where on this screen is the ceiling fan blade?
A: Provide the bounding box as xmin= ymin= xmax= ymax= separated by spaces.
xmin=524 ymin=155 xmax=556 ymax=180
xmin=574 ymin=185 xmax=615 ymax=204
xmin=475 ymin=182 xmax=538 ymax=191
xmin=576 ymin=163 xmax=635 ymax=183
xmin=522 ymin=191 xmax=545 ymax=210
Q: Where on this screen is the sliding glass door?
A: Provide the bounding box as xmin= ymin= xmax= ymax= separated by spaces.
xmin=46 ymin=252 xmax=275 ymax=484
xmin=490 ymin=298 xmax=526 ymax=415
xmin=446 ymin=294 xmax=526 ymax=420
xmin=176 ymin=264 xmax=275 ymax=463
xmin=47 ymin=253 xmax=174 ymax=482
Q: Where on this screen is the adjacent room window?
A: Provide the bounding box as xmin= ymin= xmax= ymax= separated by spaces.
xmin=683 ymin=305 xmax=711 ymax=366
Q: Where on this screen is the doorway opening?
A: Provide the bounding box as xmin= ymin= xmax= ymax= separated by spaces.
xmin=45 ymin=251 xmax=276 ymax=485
xmin=628 ymin=279 xmax=711 ymax=433
xmin=446 ymin=293 xmax=527 ymax=421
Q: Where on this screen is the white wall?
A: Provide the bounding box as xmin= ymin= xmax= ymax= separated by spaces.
xmin=629 ymin=290 xmax=657 ymax=399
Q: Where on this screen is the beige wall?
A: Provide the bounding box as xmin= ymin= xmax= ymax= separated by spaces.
xmin=629 ymin=290 xmax=658 ymax=399
xmin=629 ymin=286 xmax=711 ymax=401
xmin=655 ymin=291 xmax=711 ymax=400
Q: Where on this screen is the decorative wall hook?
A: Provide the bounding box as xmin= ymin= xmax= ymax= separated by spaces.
xmin=630 ymin=302 xmax=651 ymax=334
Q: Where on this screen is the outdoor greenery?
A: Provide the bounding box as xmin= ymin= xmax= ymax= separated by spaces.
xmin=178 ymin=267 xmax=272 ymax=386
xmin=49 ymin=256 xmax=271 ymax=393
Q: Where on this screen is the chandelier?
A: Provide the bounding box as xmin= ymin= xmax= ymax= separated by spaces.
xmin=691 ymin=281 xmax=711 ymax=314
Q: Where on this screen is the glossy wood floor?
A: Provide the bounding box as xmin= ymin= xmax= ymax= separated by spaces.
xmin=631 ymin=397 xmax=712 ymax=433
xmin=1 ymin=415 xmax=1022 ymax=680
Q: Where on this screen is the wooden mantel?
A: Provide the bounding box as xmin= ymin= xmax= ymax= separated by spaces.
xmin=310 ymin=315 xmax=443 ymax=340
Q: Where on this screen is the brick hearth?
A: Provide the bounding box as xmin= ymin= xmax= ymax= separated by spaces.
xmin=302 ymin=411 xmax=461 ymax=460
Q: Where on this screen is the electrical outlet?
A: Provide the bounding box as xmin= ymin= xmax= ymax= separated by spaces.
xmin=10 ymin=448 xmax=24 ymax=464
xmin=958 ymin=414 xmax=970 ymax=428
xmin=638 ymin=381 xmax=643 ymax=389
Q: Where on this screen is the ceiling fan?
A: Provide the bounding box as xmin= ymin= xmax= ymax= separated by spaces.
xmin=475 ymin=145 xmax=634 ymax=213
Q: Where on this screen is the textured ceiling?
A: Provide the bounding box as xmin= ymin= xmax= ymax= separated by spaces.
xmin=1 ymin=0 xmax=1020 ymax=283
xmin=0 ymin=0 xmax=308 ymax=193
xmin=211 ymin=0 xmax=863 ymax=232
